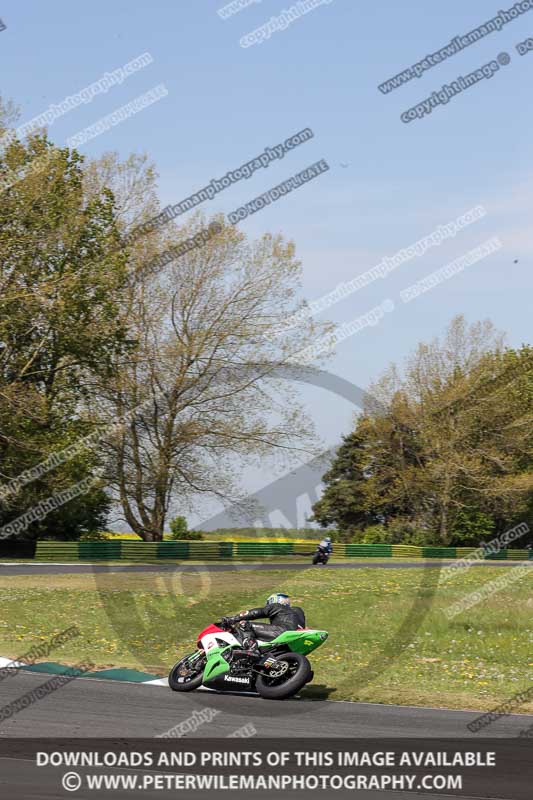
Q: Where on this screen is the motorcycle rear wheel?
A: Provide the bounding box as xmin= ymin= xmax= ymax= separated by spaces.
xmin=255 ymin=653 xmax=312 ymax=700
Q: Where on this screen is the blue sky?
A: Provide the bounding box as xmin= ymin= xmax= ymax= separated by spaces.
xmin=1 ymin=1 xmax=531 ymax=525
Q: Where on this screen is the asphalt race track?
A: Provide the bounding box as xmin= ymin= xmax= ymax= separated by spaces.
xmin=1 ymin=669 xmax=532 ymax=739
xmin=1 ymin=560 xmax=531 ymax=575
xmin=0 ymin=671 xmax=532 ymax=799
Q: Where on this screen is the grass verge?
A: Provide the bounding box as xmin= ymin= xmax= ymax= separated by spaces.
xmin=0 ymin=565 xmax=531 ymax=713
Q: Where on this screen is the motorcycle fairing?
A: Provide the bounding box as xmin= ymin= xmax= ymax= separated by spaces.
xmin=267 ymin=629 xmax=328 ymax=654
xmin=200 ymin=626 xmax=327 ymax=691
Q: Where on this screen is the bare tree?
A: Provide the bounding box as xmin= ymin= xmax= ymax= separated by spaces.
xmin=94 ymin=215 xmax=329 ymax=540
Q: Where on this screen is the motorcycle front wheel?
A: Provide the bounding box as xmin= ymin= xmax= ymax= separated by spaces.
xmin=169 ymin=651 xmax=206 ymax=692
xmin=255 ymin=653 xmax=312 ymax=700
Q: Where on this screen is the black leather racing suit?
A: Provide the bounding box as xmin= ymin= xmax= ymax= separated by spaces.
xmin=232 ymin=603 xmax=306 ymax=644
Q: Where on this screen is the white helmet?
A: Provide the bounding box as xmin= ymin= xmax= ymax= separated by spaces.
xmin=266 ymin=593 xmax=290 ymax=606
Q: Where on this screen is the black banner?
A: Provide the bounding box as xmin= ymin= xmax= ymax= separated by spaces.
xmin=0 ymin=539 xmax=36 ymax=559
xmin=0 ymin=737 xmax=531 ymax=798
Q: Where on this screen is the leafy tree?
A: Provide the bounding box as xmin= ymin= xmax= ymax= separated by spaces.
xmin=0 ymin=132 xmax=131 ymax=539
xmin=170 ymin=515 xmax=188 ymax=538
xmin=311 ymin=428 xmax=379 ymax=534
xmin=313 ymin=316 xmax=533 ymax=545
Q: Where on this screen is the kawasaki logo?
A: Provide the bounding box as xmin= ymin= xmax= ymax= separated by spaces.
xmin=224 ymin=676 xmax=249 ymax=684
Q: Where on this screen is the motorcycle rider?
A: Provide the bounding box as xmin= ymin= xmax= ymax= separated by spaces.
xmin=318 ymin=535 xmax=333 ymax=557
xmin=221 ymin=593 xmax=305 ymax=656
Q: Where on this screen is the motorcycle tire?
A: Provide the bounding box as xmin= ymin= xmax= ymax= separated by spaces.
xmin=169 ymin=652 xmax=205 ymax=692
xmin=255 ymin=653 xmax=312 ymax=700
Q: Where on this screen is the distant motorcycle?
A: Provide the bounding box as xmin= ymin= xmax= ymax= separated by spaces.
xmin=312 ymin=545 xmax=329 ymax=565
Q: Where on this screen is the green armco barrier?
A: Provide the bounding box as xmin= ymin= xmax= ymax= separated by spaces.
xmin=108 ymin=542 xmax=159 ymax=562
xmin=391 ymin=544 xmax=420 ymax=558
xmin=120 ymin=541 xmax=219 ymax=561
xmin=35 ymin=543 xmax=80 ymax=560
xmin=485 ymin=549 xmax=507 ymax=560
xmin=346 ymin=543 xmax=392 ymax=557
xmin=483 ymin=548 xmax=529 ymax=560
xmin=31 ymin=541 xmax=533 ymax=562
xmin=236 ymin=542 xmax=294 ymax=556
xmin=503 ymin=548 xmax=530 ymax=560
xmin=188 ymin=542 xmax=221 ymax=559
xmin=156 ymin=541 xmax=189 ymax=559
xmin=79 ymin=541 xmax=121 ymax=560
xmin=219 ymin=542 xmax=234 ymax=558
xmin=422 ymin=546 xmax=457 ymax=559
xmin=455 ymin=547 xmax=481 ymax=558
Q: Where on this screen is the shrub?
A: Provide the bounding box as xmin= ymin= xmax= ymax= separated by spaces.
xmin=449 ymin=509 xmax=495 ymax=546
xmin=348 ymin=521 xmax=433 ymax=545
xmin=357 ymin=525 xmax=390 ymax=544
xmin=169 ymin=516 xmax=203 ymax=540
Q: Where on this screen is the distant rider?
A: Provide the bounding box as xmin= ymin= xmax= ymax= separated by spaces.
xmin=318 ymin=535 xmax=333 ymax=556
xmin=221 ymin=593 xmax=305 ymax=656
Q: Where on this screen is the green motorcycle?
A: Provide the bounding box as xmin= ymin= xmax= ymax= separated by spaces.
xmin=169 ymin=619 xmax=328 ymax=700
